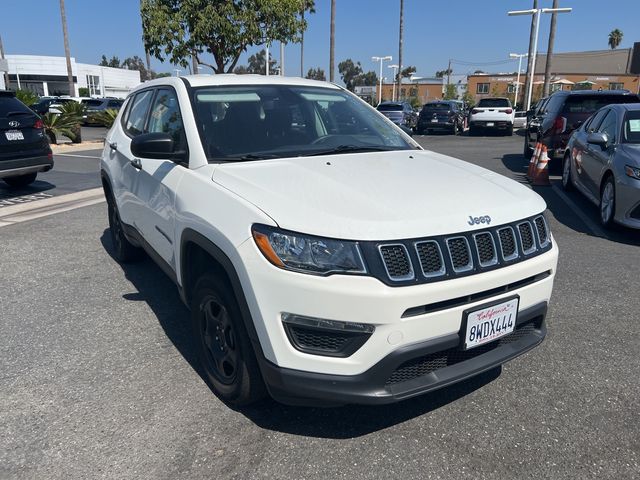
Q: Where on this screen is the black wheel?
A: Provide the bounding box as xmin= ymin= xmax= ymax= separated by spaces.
xmin=506 ymin=126 xmax=514 ymax=136
xmin=451 ymin=123 xmax=458 ymax=135
xmin=192 ymin=274 xmax=266 ymax=406
xmin=3 ymin=172 xmax=37 ymax=188
xmin=599 ymin=176 xmax=616 ymax=228
xmin=107 ymin=195 xmax=142 ymax=263
xmin=469 ymin=126 xmax=477 ymax=136
xmin=561 ymin=154 xmax=574 ymax=191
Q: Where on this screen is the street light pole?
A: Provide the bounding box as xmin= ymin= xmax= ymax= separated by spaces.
xmin=388 ymin=64 xmax=399 ymax=101
xmin=372 ymin=55 xmax=392 ymax=105
xmin=508 ymin=7 xmax=572 ymax=111
xmin=509 ymin=53 xmax=528 ymax=109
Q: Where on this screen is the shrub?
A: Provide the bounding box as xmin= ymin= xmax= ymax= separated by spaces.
xmin=15 ymin=89 xmax=39 ymax=107
xmin=90 ymin=108 xmax=119 ymax=128
xmin=41 ymin=112 xmax=78 ymax=144
xmin=58 ymin=102 xmax=87 ymax=143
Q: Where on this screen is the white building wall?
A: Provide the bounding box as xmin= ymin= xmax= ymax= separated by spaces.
xmin=77 ymin=63 xmax=141 ymax=98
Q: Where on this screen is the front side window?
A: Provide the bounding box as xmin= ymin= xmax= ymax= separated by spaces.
xmin=585 ymin=109 xmax=608 ymax=133
xmin=192 ymin=85 xmax=415 ymax=161
xmin=147 ymin=88 xmax=185 ymax=147
xmin=476 ymin=83 xmax=489 ymax=94
xmin=124 ymin=90 xmax=154 ymax=137
xmin=597 ymin=111 xmax=618 ymax=144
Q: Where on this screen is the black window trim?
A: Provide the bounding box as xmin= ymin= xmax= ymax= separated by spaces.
xmin=146 ymin=86 xmax=189 ymax=158
xmin=121 ymin=87 xmax=156 ymax=139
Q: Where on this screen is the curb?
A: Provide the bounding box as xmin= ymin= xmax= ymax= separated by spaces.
xmin=50 ymin=141 xmax=104 ymax=153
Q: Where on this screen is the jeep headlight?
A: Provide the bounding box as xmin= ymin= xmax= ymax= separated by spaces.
xmin=252 ymin=224 xmax=367 ymax=275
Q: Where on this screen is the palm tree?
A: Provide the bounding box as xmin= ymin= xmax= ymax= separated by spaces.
xmin=300 ymin=1 xmax=315 ymax=77
xmin=398 ymin=0 xmax=404 ymax=99
xmin=329 ymin=0 xmax=335 ymax=82
xmin=608 ymin=29 xmax=623 ymax=49
xmin=59 ymin=0 xmax=75 ymax=96
xmin=524 ymin=0 xmax=538 ymax=110
xmin=542 ymin=0 xmax=559 ymax=97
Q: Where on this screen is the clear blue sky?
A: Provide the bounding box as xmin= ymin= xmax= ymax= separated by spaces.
xmin=1 ymin=0 xmax=638 ymax=81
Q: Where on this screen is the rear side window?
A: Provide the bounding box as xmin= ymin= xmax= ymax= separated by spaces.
xmin=477 ymin=98 xmax=510 ymax=108
xmin=543 ymin=95 xmax=564 ymax=114
xmin=124 ymin=90 xmax=154 ymax=136
xmin=0 ymin=95 xmax=33 ymax=117
xmin=562 ymin=95 xmax=640 ymax=114
xmin=107 ymin=100 xmax=123 ymax=108
xmin=584 ymin=109 xmax=609 ymax=132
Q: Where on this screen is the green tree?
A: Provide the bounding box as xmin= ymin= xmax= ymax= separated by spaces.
xmin=100 ymin=54 xmax=121 ymax=68
xmin=338 ymin=59 xmax=377 ymax=91
xmin=15 ymin=89 xmax=39 ymax=106
xmin=234 ymin=49 xmax=278 ymax=75
xmin=306 ymin=67 xmax=326 ymax=81
xmin=122 ymin=55 xmax=155 ymax=81
xmin=141 ymin=0 xmax=308 ymax=74
xmin=443 ymin=84 xmax=457 ymax=100
xmin=400 ymin=65 xmax=416 ymax=78
xmin=78 ymin=87 xmax=89 ymax=97
xmin=461 ymin=84 xmax=474 ymax=107
xmin=435 ymin=68 xmax=452 ymax=78
xmin=608 ymin=29 xmax=623 ymax=49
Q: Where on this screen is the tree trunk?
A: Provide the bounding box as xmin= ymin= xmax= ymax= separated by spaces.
xmin=59 ymin=0 xmax=75 ymax=97
xmin=329 ymin=0 xmax=335 ymax=82
xmin=524 ymin=0 xmax=538 ymax=110
xmin=398 ymin=0 xmax=404 ymax=98
xmin=542 ymin=0 xmax=559 ymax=97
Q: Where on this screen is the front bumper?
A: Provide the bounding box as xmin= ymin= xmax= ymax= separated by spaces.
xmin=261 ymin=302 xmax=547 ymax=405
xmin=0 ymin=154 xmax=53 ymax=179
xmin=615 ymin=175 xmax=640 ymax=229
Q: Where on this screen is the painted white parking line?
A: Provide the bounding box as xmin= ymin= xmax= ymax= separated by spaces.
xmin=0 ymin=188 xmax=105 ymax=227
xmin=551 ymin=183 xmax=607 ymax=238
xmin=54 ymin=153 xmax=101 ymax=158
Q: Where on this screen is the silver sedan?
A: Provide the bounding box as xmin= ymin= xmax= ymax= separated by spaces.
xmin=562 ymin=103 xmax=640 ymax=229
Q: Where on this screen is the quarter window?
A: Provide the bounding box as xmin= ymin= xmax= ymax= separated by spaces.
xmin=124 ymin=90 xmax=154 ymax=137
xmin=476 ymin=83 xmax=489 ymax=94
xmin=585 ymin=109 xmax=608 ymax=133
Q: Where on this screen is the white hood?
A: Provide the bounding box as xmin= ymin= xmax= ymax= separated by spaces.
xmin=212 ymin=150 xmax=546 ymax=241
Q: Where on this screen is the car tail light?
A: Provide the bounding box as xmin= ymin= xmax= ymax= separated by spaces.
xmin=553 ymin=116 xmax=567 ymax=134
xmin=503 ymin=108 xmax=513 ymax=114
xmin=472 ymin=109 xmax=481 ymax=114
xmin=33 ymin=119 xmax=44 ymax=129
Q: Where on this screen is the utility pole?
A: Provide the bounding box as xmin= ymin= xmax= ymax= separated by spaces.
xmin=524 ymin=0 xmax=538 ymax=111
xmin=542 ymin=0 xmax=559 ymax=97
xmin=398 ymin=0 xmax=404 ymax=99
xmin=329 ymin=0 xmax=335 ymax=82
xmin=447 ymin=58 xmax=452 ymax=86
xmin=280 ymin=42 xmax=285 ymax=76
xmin=59 ymin=0 xmax=75 ymax=96
xmin=0 ymin=35 xmax=10 ymax=90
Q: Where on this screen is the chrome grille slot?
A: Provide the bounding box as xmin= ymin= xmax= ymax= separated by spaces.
xmin=517 ymin=221 xmax=536 ymax=255
xmin=497 ymin=227 xmax=518 ymax=261
xmin=473 ymin=232 xmax=498 ymax=267
xmin=379 ymin=244 xmax=414 ymax=281
xmin=446 ymin=237 xmax=473 ymax=272
xmin=415 ymin=241 xmax=446 ymax=277
xmin=534 ymin=216 xmax=549 ymax=247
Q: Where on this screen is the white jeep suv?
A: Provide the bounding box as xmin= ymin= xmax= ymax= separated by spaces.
xmin=101 ymin=75 xmax=558 ymax=406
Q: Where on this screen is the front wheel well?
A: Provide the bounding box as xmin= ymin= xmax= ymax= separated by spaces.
xmin=600 ymin=171 xmax=614 ymax=194
xmin=181 ymin=241 xmax=233 ymax=307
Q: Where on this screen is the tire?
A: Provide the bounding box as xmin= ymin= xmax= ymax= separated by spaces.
xmin=561 ymin=154 xmax=574 ymax=191
xmin=191 ymin=273 xmax=266 ymax=406
xmin=506 ymin=126 xmax=514 ymax=136
xmin=3 ymin=172 xmax=37 ymax=188
xmin=106 ymin=195 xmax=143 ymax=263
xmin=599 ymin=176 xmax=616 ymax=229
xmin=451 ymin=123 xmax=458 ymax=135
xmin=469 ymin=126 xmax=477 ymax=136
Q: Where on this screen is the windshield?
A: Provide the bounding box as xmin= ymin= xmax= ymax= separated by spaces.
xmin=377 ymin=103 xmax=403 ymax=111
xmin=623 ymin=110 xmax=640 ymax=144
xmin=478 ymin=98 xmax=510 ymax=108
xmin=192 ymin=85 xmax=415 ymax=161
xmin=423 ymin=103 xmax=450 ymax=111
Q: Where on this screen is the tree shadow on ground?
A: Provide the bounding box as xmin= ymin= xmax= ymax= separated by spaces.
xmin=100 ymin=229 xmax=503 ymax=438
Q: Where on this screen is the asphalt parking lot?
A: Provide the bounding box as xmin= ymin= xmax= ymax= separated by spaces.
xmin=1 ymin=133 xmax=638 ymax=479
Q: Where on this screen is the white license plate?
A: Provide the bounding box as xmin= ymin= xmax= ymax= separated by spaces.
xmin=5 ymin=130 xmax=24 ymax=141
xmin=463 ymin=297 xmax=519 ymax=350
xmin=431 ymin=119 xmax=438 ymax=123
xmin=486 ymin=122 xmax=495 ymax=127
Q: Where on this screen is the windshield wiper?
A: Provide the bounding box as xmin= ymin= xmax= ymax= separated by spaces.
xmin=304 ymin=145 xmax=395 ymax=157
xmin=224 ymin=153 xmax=280 ymax=161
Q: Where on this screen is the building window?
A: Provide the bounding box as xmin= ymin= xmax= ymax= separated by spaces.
xmin=86 ymin=75 xmax=101 ymax=96
xmin=551 ymin=83 xmax=562 ymax=92
xmin=507 ymin=84 xmax=516 ymax=93
xmin=476 ymin=83 xmax=489 ymax=94
xmin=609 ymin=82 xmax=624 ymax=90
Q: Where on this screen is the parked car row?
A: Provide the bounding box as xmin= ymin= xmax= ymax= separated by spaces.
xmin=29 ymin=95 xmax=124 ymax=123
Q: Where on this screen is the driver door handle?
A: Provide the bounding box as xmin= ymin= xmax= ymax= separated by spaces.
xmin=108 ymin=141 xmax=118 ymax=151
xmin=130 ymin=158 xmax=142 ymax=170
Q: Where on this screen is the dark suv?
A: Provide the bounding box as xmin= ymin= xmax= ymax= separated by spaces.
xmin=82 ymin=98 xmax=124 ymax=125
xmin=0 ymin=91 xmax=53 ymax=187
xmin=376 ymin=101 xmax=418 ymax=130
xmin=524 ymin=90 xmax=640 ymax=164
xmin=416 ymin=101 xmax=464 ymax=135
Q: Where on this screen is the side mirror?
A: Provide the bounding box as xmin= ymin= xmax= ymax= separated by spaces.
xmin=130 ymin=132 xmax=186 ymax=160
xmin=399 ymin=125 xmax=413 ymax=137
xmin=587 ymin=132 xmax=608 ymax=148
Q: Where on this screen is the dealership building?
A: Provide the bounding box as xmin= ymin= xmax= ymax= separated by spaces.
xmin=0 ymin=54 xmax=141 ymax=98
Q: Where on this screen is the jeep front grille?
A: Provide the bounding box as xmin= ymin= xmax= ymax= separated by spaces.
xmin=374 ymin=215 xmax=552 ymax=286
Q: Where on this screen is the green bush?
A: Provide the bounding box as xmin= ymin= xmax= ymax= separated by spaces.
xmin=15 ymin=89 xmax=39 ymax=107
xmin=78 ymin=87 xmax=90 ymax=97
xmin=90 ymin=108 xmax=119 ymax=128
xmin=58 ymin=102 xmax=87 ymax=144
xmin=41 ymin=112 xmax=79 ymax=145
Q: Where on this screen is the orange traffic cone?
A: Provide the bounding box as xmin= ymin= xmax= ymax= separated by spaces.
xmin=532 ymin=145 xmax=551 ymax=186
xmin=527 ymin=142 xmax=541 ymax=178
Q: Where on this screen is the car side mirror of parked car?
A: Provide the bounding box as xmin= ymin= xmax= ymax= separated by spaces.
xmin=587 ymin=132 xmax=608 ymax=149
xmin=130 ymin=132 xmax=187 ymax=161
